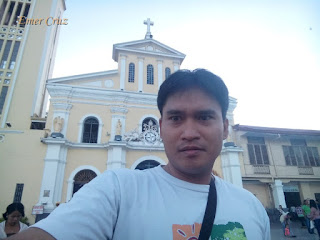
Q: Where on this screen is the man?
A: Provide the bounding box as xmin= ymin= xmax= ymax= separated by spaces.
xmin=295 ymin=204 xmax=307 ymax=228
xmin=9 ymin=69 xmax=270 ymax=239
xmin=302 ymin=199 xmax=314 ymax=234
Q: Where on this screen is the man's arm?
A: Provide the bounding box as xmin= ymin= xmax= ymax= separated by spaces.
xmin=7 ymin=227 xmax=55 ymax=240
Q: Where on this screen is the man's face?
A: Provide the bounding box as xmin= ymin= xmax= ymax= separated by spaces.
xmin=160 ymin=88 xmax=228 ymax=183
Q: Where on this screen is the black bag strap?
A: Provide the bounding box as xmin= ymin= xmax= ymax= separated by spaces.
xmin=198 ymin=176 xmax=217 ymax=240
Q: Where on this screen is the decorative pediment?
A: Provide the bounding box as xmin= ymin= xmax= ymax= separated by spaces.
xmin=112 ymin=39 xmax=186 ymax=63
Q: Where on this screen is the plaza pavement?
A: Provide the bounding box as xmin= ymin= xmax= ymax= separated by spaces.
xmin=271 ymin=219 xmax=319 ymax=240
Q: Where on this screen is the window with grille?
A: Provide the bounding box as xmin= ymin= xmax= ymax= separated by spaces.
xmin=165 ymin=67 xmax=171 ymax=79
xmin=20 ymin=4 xmax=30 ymax=27
xmin=82 ymin=117 xmax=99 ymax=143
xmin=0 ymin=40 xmax=12 ymax=69
xmin=3 ymin=1 xmax=14 ymax=25
xmin=142 ymin=117 xmax=158 ymax=133
xmin=0 ymin=86 xmax=9 ymax=114
xmin=11 ymin=2 xmax=23 ymax=26
xmin=73 ymin=170 xmax=97 ymax=196
xmin=0 ymin=1 xmax=8 ymax=24
xmin=0 ymin=40 xmax=4 ymax=52
xmin=13 ymin=183 xmax=24 ymax=203
xmin=283 ymin=139 xmax=320 ymax=166
xmin=128 ymin=63 xmax=135 ymax=82
xmin=9 ymin=41 xmax=20 ymax=69
xmin=135 ymin=160 xmax=160 ymax=170
xmin=247 ymin=136 xmax=269 ymax=165
xmin=147 ymin=64 xmax=154 ymax=84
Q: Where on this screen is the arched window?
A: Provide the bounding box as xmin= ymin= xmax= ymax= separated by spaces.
xmin=135 ymin=160 xmax=160 ymax=170
xmin=165 ymin=67 xmax=171 ymax=79
xmin=73 ymin=169 xmax=97 ymax=195
xmin=142 ymin=117 xmax=158 ymax=133
xmin=128 ymin=62 xmax=135 ymax=82
xmin=82 ymin=117 xmax=99 ymax=143
xmin=147 ymin=64 xmax=154 ymax=84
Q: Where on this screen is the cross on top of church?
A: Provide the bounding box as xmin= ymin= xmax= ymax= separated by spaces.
xmin=144 ymin=18 xmax=154 ymax=39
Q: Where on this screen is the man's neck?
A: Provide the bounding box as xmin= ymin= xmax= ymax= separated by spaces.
xmin=162 ymin=164 xmax=212 ymax=185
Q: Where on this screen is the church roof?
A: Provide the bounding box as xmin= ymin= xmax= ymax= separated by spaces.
xmin=48 ymin=70 xmax=117 ymax=84
xmin=112 ymin=38 xmax=186 ymax=63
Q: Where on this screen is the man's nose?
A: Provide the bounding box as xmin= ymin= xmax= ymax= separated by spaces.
xmin=181 ymin=120 xmax=200 ymax=140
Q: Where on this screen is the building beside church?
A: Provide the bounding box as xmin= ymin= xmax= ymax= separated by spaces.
xmin=232 ymin=124 xmax=320 ymax=209
xmin=1 ymin=4 xmax=319 ymax=223
xmin=0 ymin=0 xmax=66 ymax=221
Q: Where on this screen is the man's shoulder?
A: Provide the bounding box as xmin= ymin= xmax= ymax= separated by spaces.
xmin=215 ymin=177 xmax=265 ymax=209
xmin=215 ymin=177 xmax=254 ymax=198
xmin=102 ymin=165 xmax=161 ymax=184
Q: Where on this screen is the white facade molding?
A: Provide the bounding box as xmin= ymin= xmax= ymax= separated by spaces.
xmin=66 ymin=165 xmax=101 ymax=202
xmin=220 ymin=146 xmax=244 ymax=187
xmin=138 ymin=57 xmax=144 ymax=92
xmin=0 ymin=130 xmax=24 ymax=134
xmin=110 ymin=107 xmax=129 ymax=114
xmin=120 ymin=54 xmax=127 ymax=90
xmin=130 ymin=155 xmax=166 ymax=169
xmin=107 ymin=145 xmax=127 ymax=170
xmin=113 ymin=38 xmax=185 ymax=62
xmin=77 ymin=114 xmax=103 ymax=143
xmin=270 ymin=180 xmax=287 ymax=208
xmin=47 ymin=85 xmax=157 ymax=106
xmin=48 ymin=70 xmax=118 ymax=84
xmin=113 ymin=48 xmax=185 ymax=61
xmin=37 ymin=138 xmax=68 ymax=212
xmin=173 ymin=61 xmax=180 ymax=72
xmin=52 ymin=102 xmax=73 ymax=112
xmin=157 ymin=60 xmax=163 ymax=89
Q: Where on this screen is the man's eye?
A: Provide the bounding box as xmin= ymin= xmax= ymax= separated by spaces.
xmin=199 ymin=115 xmax=212 ymax=121
xmin=170 ymin=116 xmax=181 ymax=121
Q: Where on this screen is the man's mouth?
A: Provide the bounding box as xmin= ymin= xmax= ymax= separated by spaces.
xmin=179 ymin=146 xmax=204 ymax=155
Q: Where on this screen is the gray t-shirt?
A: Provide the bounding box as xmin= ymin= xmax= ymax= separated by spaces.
xmin=33 ymin=166 xmax=270 ymax=239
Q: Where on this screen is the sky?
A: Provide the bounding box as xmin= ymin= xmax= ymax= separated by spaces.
xmin=52 ymin=0 xmax=320 ymax=130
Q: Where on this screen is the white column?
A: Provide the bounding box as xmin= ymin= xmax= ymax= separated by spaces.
xmin=157 ymin=60 xmax=163 ymax=89
xmin=220 ymin=146 xmax=243 ymax=187
xmin=120 ymin=54 xmax=127 ymax=90
xmin=107 ymin=144 xmax=127 ymax=169
xmin=271 ymin=180 xmax=287 ymax=208
xmin=37 ymin=138 xmax=68 ymax=212
xmin=66 ymin=179 xmax=74 ymax=202
xmin=138 ymin=57 xmax=144 ymax=92
xmin=173 ymin=61 xmax=180 ymax=72
xmin=51 ymin=102 xmax=72 ymax=137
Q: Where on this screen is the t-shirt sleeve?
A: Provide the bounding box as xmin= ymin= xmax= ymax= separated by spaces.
xmin=32 ymin=170 xmax=120 ymax=240
xmin=263 ymin=209 xmax=271 ymax=240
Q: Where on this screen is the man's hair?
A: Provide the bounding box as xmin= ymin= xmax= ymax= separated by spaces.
xmin=157 ymin=69 xmax=229 ymax=120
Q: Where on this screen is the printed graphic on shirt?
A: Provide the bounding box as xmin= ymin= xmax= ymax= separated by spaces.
xmin=210 ymin=222 xmax=247 ymax=240
xmin=173 ymin=223 xmax=201 ymax=240
xmin=172 ymin=222 xmax=247 ymax=240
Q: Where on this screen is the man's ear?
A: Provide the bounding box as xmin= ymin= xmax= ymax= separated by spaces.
xmin=223 ymin=118 xmax=229 ymax=140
